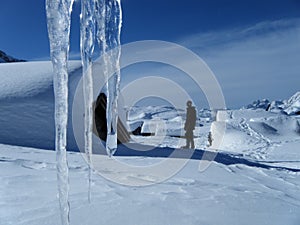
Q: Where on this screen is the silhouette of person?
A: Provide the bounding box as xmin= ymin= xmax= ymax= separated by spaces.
xmin=183 ymin=100 xmax=196 ymax=149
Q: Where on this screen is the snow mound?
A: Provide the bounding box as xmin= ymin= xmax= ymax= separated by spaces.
xmin=211 ymin=108 xmax=300 ymax=159
xmin=262 ymin=115 xmax=300 ymax=136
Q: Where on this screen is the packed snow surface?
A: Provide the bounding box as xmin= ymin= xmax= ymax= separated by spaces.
xmin=1 ymin=142 xmax=300 ymax=225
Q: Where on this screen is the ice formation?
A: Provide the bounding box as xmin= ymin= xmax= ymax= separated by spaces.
xmin=47 ymin=0 xmax=122 ymax=223
xmin=81 ymin=0 xmax=96 ymax=203
xmin=95 ymin=0 xmax=122 ymax=156
xmin=46 ymin=0 xmax=74 ymax=224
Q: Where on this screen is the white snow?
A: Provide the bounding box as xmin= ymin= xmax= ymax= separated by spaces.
xmin=1 ymin=143 xmax=300 ymax=225
xmin=1 ymin=61 xmax=300 ymax=224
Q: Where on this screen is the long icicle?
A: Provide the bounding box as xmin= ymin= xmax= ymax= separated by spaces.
xmin=96 ymin=0 xmax=122 ymax=156
xmin=106 ymin=0 xmax=122 ymax=156
xmin=80 ymin=0 xmax=96 ymax=203
xmin=46 ymin=0 xmax=74 ymax=224
xmin=95 ymin=0 xmax=109 ymax=154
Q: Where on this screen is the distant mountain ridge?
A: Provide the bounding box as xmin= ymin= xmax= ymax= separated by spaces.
xmin=247 ymin=91 xmax=300 ymax=115
xmin=0 ymin=50 xmax=25 ymax=63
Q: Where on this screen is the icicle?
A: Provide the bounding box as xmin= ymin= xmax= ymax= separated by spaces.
xmin=80 ymin=0 xmax=96 ymax=203
xmin=46 ymin=0 xmax=74 ymax=224
xmin=106 ymin=0 xmax=122 ymax=156
xmin=96 ymin=0 xmax=122 ymax=156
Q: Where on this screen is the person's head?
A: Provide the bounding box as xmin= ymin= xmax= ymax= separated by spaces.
xmin=187 ymin=100 xmax=192 ymax=107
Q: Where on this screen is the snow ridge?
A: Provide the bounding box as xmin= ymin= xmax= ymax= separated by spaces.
xmin=283 ymin=91 xmax=300 ymax=115
xmin=0 ymin=50 xmax=25 ymax=63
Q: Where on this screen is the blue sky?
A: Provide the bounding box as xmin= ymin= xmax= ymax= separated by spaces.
xmin=1 ymin=0 xmax=300 ymax=108
xmin=1 ymin=0 xmax=299 ymax=60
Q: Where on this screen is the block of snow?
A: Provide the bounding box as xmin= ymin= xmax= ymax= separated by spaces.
xmin=216 ymin=110 xmax=230 ymax=122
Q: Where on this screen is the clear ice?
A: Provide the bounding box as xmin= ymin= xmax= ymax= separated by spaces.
xmin=80 ymin=0 xmax=96 ymax=203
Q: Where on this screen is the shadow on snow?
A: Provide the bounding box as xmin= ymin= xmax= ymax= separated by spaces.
xmin=97 ymin=144 xmax=300 ymax=173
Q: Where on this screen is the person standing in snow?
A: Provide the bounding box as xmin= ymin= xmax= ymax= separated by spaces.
xmin=183 ymin=100 xmax=197 ymax=149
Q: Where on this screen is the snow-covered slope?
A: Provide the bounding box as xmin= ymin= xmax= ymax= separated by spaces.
xmin=0 ymin=61 xmax=82 ymax=150
xmin=0 ymin=61 xmax=80 ymax=99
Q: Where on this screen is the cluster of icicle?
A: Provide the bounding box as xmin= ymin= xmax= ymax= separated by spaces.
xmin=46 ymin=0 xmax=122 ymax=224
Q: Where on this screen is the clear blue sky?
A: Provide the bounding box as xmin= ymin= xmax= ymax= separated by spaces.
xmin=0 ymin=0 xmax=299 ymax=60
xmin=1 ymin=0 xmax=300 ymax=108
